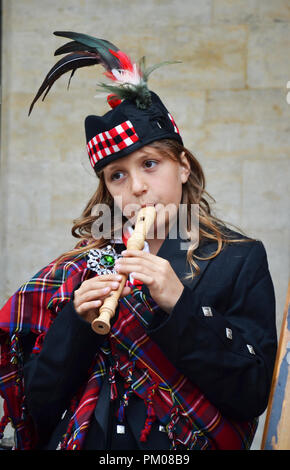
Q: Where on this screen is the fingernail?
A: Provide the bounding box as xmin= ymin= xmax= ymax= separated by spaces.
xmin=116 ymin=275 xmax=122 ymax=280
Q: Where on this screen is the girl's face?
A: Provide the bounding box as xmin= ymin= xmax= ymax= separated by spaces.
xmin=103 ymin=145 xmax=190 ymax=234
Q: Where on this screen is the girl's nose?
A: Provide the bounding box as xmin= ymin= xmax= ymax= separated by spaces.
xmin=130 ymin=174 xmax=148 ymax=196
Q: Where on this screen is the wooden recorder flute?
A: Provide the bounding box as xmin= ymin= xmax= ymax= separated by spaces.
xmin=91 ymin=206 xmax=156 ymax=335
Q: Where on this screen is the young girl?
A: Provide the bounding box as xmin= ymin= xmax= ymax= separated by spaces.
xmin=0 ymin=32 xmax=277 ymax=451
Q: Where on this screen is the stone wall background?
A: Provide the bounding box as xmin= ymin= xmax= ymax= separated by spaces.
xmin=1 ymin=0 xmax=289 ymax=450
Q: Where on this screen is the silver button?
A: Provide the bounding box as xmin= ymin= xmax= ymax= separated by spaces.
xmin=226 ymin=328 xmax=233 ymax=340
xmin=159 ymin=425 xmax=166 ymax=433
xmin=117 ymin=425 xmax=125 ymax=434
xmin=247 ymin=344 xmax=255 ymax=355
xmin=202 ymin=306 xmax=213 ymax=317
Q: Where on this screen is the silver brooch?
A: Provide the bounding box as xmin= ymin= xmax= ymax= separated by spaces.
xmin=87 ymin=245 xmax=122 ymax=275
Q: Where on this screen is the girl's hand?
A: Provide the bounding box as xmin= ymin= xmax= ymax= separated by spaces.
xmin=73 ymin=274 xmax=132 ymax=324
xmin=114 ymin=250 xmax=184 ymax=314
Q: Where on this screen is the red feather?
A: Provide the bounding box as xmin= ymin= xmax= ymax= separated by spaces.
xmin=107 ymin=93 xmax=122 ymax=108
xmin=109 ymin=49 xmax=134 ymax=72
xmin=103 ymin=70 xmax=117 ymax=81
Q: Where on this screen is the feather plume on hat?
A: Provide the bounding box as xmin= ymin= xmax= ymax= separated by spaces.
xmin=28 ymin=31 xmax=180 ymax=114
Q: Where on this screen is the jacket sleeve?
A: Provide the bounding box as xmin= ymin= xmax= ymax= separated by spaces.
xmin=23 ymin=299 xmax=105 ymax=446
xmin=146 ymin=241 xmax=277 ymax=421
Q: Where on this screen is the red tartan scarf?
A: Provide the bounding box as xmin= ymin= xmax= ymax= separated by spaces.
xmin=0 ymin=248 xmax=258 ymax=450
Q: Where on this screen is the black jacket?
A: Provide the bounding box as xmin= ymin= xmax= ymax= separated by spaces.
xmin=23 ymin=230 xmax=277 ymax=449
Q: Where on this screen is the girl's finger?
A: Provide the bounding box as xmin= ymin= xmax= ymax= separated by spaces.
xmin=78 ymin=274 xmax=123 ymax=293
xmin=120 ymin=286 xmax=132 ymax=297
xmin=115 ymin=257 xmax=158 ymax=273
xmin=128 ymin=272 xmax=153 ymax=286
xmin=77 ymin=280 xmax=121 ymax=299
xmin=76 ymin=299 xmax=102 ymax=315
xmin=77 ymin=286 xmax=112 ymax=303
xmin=120 ymin=251 xmax=160 ymax=266
xmin=114 ymin=262 xmax=157 ymax=281
xmin=121 ymin=250 xmax=153 ymax=259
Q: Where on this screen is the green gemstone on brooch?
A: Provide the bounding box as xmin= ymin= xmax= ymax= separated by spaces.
xmin=87 ymin=245 xmax=120 ymax=275
xmin=101 ymin=254 xmax=115 ymax=267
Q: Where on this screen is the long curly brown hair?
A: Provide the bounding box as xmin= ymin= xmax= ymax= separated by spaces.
xmin=51 ymin=139 xmax=255 ymax=278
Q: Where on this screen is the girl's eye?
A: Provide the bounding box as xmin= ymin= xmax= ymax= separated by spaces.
xmin=144 ymin=160 xmax=157 ymax=168
xmin=111 ymin=171 xmax=124 ymax=181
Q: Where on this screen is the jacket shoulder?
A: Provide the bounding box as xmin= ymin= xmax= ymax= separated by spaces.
xmin=198 ymin=224 xmax=269 ymax=270
xmin=222 ymin=226 xmax=267 ymax=262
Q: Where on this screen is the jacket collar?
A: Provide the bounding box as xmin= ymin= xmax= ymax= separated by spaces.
xmin=155 ymin=227 xmax=216 ymax=291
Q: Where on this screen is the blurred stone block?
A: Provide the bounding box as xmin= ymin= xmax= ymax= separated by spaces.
xmin=214 ymin=0 xmax=290 ymax=24
xmin=247 ymin=24 xmax=290 ymax=88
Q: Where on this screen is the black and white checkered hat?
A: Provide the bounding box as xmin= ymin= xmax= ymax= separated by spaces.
xmin=85 ymin=91 xmax=183 ymax=174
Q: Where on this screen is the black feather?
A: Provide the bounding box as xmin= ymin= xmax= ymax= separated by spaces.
xmin=54 ymin=41 xmax=97 ymax=56
xmin=67 ymin=69 xmax=76 ymax=90
xmin=29 ymin=32 xmax=123 ymax=114
xmin=53 ymin=31 xmax=119 ymax=52
xmin=53 ymin=31 xmax=119 ymax=69
xmin=28 ymin=52 xmax=101 ymax=115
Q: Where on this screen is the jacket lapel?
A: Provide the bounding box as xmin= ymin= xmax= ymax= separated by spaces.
xmin=156 ymin=232 xmax=215 ymax=291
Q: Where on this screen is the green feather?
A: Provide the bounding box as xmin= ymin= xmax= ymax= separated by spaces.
xmin=138 ymin=56 xmax=147 ymax=76
xmin=143 ymin=60 xmax=182 ymax=82
xmin=54 ymin=31 xmax=118 ymax=52
xmin=97 ymin=82 xmax=152 ymax=109
xmin=53 ymin=31 xmax=119 ymax=68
